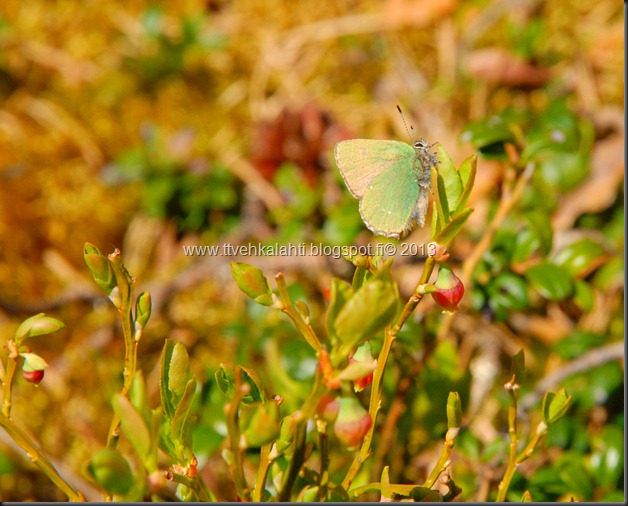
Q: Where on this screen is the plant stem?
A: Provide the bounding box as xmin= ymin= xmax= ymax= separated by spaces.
xmin=252 ymin=442 xmax=273 ymax=502
xmin=275 ymin=273 xmax=322 ymax=352
xmin=0 ymin=412 xmax=84 ymax=501
xmin=278 ymin=372 xmax=325 ymax=501
xmin=168 ymin=471 xmax=214 ymax=501
xmin=342 ymin=256 xmax=437 ymax=490
xmin=278 ymin=423 xmax=307 ymax=501
xmin=317 ymin=426 xmax=330 ymax=501
xmin=496 ymin=385 xmax=519 ymax=502
xmin=1 ymin=342 xmax=18 ymax=417
xmin=225 ymin=370 xmax=250 ymax=500
xmin=106 ymin=274 xmax=138 ymax=450
xmin=422 ymin=427 xmax=459 ymax=488
xmin=437 ymin=162 xmax=535 ymax=342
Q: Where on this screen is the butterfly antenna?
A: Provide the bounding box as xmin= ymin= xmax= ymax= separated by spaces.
xmin=396 ymin=105 xmax=416 ymax=144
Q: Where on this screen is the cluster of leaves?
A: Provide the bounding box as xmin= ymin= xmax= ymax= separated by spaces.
xmin=463 ymin=101 xmax=620 ymax=321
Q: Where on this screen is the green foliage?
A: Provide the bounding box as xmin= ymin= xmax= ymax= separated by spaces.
xmin=0 ymin=2 xmax=622 ymax=501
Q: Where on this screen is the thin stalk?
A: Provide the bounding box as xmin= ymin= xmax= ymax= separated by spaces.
xmin=252 ymin=442 xmax=273 ymax=502
xmin=275 ymin=273 xmax=322 ymax=352
xmin=168 ymin=471 xmax=213 ymax=501
xmin=278 ymin=424 xmax=307 ymax=501
xmin=224 ymin=370 xmax=250 ymax=500
xmin=422 ymin=427 xmax=459 ymax=488
xmin=496 ymin=385 xmax=519 ymax=502
xmin=0 ymin=412 xmax=84 ymax=501
xmin=278 ymin=372 xmax=325 ymax=501
xmin=516 ymin=429 xmax=546 ymax=464
xmin=342 ymin=256 xmax=437 ymax=490
xmin=1 ymin=342 xmax=18 ymax=417
xmin=106 ymin=275 xmax=138 ymax=450
xmin=317 ymin=426 xmax=330 ymax=501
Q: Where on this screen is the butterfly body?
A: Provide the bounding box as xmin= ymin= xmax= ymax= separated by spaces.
xmin=335 ymin=138 xmax=437 ymax=239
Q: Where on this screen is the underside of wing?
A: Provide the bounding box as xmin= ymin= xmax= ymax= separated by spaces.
xmin=334 ymin=139 xmax=415 ymax=199
xmin=358 ymin=162 xmax=421 ymax=239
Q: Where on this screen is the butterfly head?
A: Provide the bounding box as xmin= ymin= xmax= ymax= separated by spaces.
xmin=413 ymin=138 xmax=429 ymax=150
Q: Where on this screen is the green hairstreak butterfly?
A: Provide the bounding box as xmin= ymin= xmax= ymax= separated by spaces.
xmin=334 ymin=111 xmax=437 ymax=239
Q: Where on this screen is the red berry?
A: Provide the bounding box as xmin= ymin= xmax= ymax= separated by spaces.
xmin=22 ymin=369 xmax=44 ymax=384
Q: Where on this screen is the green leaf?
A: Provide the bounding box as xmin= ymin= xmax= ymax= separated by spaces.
xmin=333 ymin=268 xmax=399 ymax=353
xmin=446 ymin=392 xmax=462 ymax=429
xmin=231 ymin=262 xmax=273 ymax=306
xmin=453 ymin=155 xmax=477 ymax=215
xmin=542 ymin=388 xmax=572 ymax=426
xmin=326 ymin=278 xmax=352 ymax=343
xmin=14 ymin=313 xmax=65 ymax=343
xmin=130 ymin=370 xmax=151 ymax=427
xmin=436 ymin=145 xmax=463 ymax=220
xmin=239 ymin=401 xmax=280 ymax=448
xmin=554 ymin=238 xmax=606 ymax=278
xmin=275 ymin=415 xmax=297 ymax=457
xmin=460 ymin=109 xmax=525 ymax=158
xmin=525 ymin=262 xmax=573 ymax=301
xmin=160 ymin=340 xmax=176 ymax=419
xmin=215 ymin=363 xmax=264 ymax=403
xmin=411 ymin=486 xmax=444 ymax=502
xmin=512 ymin=228 xmax=540 ymax=264
xmin=486 ymin=272 xmax=529 ymax=320
xmin=171 ymin=378 xmax=196 ymax=447
xmin=135 ymin=291 xmax=152 ymax=330
xmin=168 ymin=342 xmax=192 ymax=399
xmin=351 ymin=264 xmax=370 ymax=291
xmin=524 ymin=210 xmax=553 ymax=256
xmin=112 ymin=394 xmax=151 ymax=462
xmin=458 ymin=154 xmax=476 ymax=188
xmin=83 ymin=243 xmax=119 ymax=294
xmin=87 ymin=448 xmax=134 ymax=496
xmin=433 ymin=208 xmax=474 ymax=245
xmin=20 ymin=352 xmax=48 ymax=372
xmin=573 ymin=280 xmax=594 ymax=313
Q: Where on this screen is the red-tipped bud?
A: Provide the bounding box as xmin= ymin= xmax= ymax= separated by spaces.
xmin=431 ymin=264 xmax=464 ymax=314
xmin=348 ymin=341 xmax=375 ymax=392
xmin=316 ymin=393 xmax=339 ymax=422
xmin=22 ymin=369 xmax=44 ymax=384
xmin=333 ymin=397 xmax=372 ymax=448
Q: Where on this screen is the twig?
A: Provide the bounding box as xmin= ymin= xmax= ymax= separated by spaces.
xmin=342 ymin=257 xmax=437 ymax=490
xmin=520 ymin=341 xmax=624 ymax=411
xmin=436 ymin=161 xmax=535 ymax=342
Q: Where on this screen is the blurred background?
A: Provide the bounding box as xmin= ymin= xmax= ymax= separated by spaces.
xmin=0 ymin=0 xmax=623 ymax=501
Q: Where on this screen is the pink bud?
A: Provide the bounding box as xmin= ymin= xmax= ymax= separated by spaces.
xmin=334 ymin=397 xmax=372 ymax=448
xmin=316 ymin=393 xmax=339 ymax=422
xmin=431 ymin=265 xmax=464 ymax=313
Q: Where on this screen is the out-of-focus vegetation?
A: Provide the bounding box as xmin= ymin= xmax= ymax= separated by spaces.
xmin=0 ymin=0 xmax=623 ymax=501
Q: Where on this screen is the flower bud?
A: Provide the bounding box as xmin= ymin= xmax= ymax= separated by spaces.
xmin=348 ymin=341 xmax=375 ymax=392
xmin=22 ymin=369 xmax=44 ymax=384
xmin=333 ymin=397 xmax=372 ymax=448
xmin=431 ymin=264 xmax=464 ymax=314
xmin=316 ymin=393 xmax=339 ymax=423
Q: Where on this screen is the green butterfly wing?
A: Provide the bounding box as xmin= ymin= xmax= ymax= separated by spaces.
xmin=335 ymin=139 xmax=416 ymax=199
xmin=359 ymin=160 xmax=422 ymax=239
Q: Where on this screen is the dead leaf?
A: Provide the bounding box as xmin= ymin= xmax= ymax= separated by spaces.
xmin=466 ymin=48 xmax=552 ymax=88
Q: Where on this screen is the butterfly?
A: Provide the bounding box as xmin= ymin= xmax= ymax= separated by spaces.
xmin=335 ymin=125 xmax=438 ymax=239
